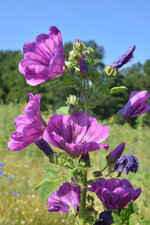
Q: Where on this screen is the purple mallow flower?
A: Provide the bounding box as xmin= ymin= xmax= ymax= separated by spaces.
xmin=35 ymin=139 xmax=53 ymax=156
xmin=44 ymin=111 xmax=109 ymax=157
xmin=0 ymin=163 xmax=4 ymax=167
xmin=47 ymin=182 xmax=81 ymax=213
xmin=115 ymin=154 xmax=139 ymax=175
xmin=95 ymin=211 xmax=113 ymax=225
xmin=111 ymin=45 xmax=135 ymax=69
xmin=79 ymin=58 xmax=88 ymax=73
xmin=120 ymin=90 xmax=150 ymax=120
xmin=109 ymin=143 xmax=125 ymax=159
xmin=88 ymin=178 xmax=141 ymax=211
xmin=19 ymin=26 xmax=65 ymax=86
xmin=8 ymin=93 xmax=46 ymax=151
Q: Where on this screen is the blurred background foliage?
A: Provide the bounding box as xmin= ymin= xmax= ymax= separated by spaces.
xmin=0 ymin=41 xmax=150 ymax=125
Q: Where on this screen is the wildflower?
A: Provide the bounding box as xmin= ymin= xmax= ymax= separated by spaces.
xmin=79 ymin=58 xmax=88 ymax=73
xmin=95 ymin=211 xmax=113 ymax=225
xmin=109 ymin=143 xmax=125 ymax=159
xmin=35 ymin=139 xmax=53 ymax=156
xmin=0 ymin=163 xmax=4 ymax=167
xmin=88 ymin=178 xmax=141 ymax=211
xmin=114 ymin=154 xmax=139 ymax=175
xmin=47 ymin=182 xmax=81 ymax=213
xmin=0 ymin=170 xmax=4 ymax=176
xmin=8 ymin=177 xmax=13 ymax=181
xmin=8 ymin=93 xmax=46 ymax=151
xmin=44 ymin=111 xmax=109 ymax=157
xmin=111 ymin=46 xmax=136 ymax=69
xmin=119 ymin=90 xmax=150 ymax=120
xmin=13 ymin=191 xmax=18 ymax=195
xmin=19 ymin=26 xmax=65 ymax=86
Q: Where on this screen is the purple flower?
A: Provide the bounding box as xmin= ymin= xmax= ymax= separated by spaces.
xmin=8 ymin=177 xmax=12 ymax=181
xmin=19 ymin=26 xmax=65 ymax=86
xmin=35 ymin=139 xmax=53 ymax=156
xmin=8 ymin=93 xmax=46 ymax=151
xmin=95 ymin=211 xmax=113 ymax=225
xmin=13 ymin=191 xmax=18 ymax=195
xmin=111 ymin=46 xmax=136 ymax=69
xmin=0 ymin=170 xmax=4 ymax=176
xmin=0 ymin=163 xmax=4 ymax=167
xmin=79 ymin=58 xmax=88 ymax=73
xmin=44 ymin=111 xmax=109 ymax=157
xmin=88 ymin=178 xmax=141 ymax=211
xmin=47 ymin=182 xmax=81 ymax=213
xmin=109 ymin=143 xmax=125 ymax=159
xmin=115 ymin=154 xmax=139 ymax=175
xmin=120 ymin=90 xmax=150 ymax=120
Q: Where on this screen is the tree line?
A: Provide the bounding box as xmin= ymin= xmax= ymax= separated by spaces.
xmin=0 ymin=41 xmax=150 ymax=125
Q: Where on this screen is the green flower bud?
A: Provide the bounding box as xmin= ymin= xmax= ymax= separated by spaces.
xmin=73 ymin=41 xmax=85 ymax=52
xmin=104 ymin=65 xmax=117 ymax=77
xmin=86 ymin=47 xmax=94 ymax=55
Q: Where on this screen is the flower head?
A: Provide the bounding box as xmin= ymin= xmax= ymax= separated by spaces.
xmin=47 ymin=182 xmax=81 ymax=213
xmin=0 ymin=170 xmax=4 ymax=176
xmin=44 ymin=111 xmax=109 ymax=157
xmin=88 ymin=178 xmax=141 ymax=211
xmin=8 ymin=93 xmax=46 ymax=151
xmin=120 ymin=90 xmax=150 ymax=120
xmin=0 ymin=163 xmax=4 ymax=167
xmin=79 ymin=58 xmax=88 ymax=73
xmin=19 ymin=26 xmax=65 ymax=86
xmin=115 ymin=154 xmax=139 ymax=175
xmin=111 ymin=46 xmax=136 ymax=69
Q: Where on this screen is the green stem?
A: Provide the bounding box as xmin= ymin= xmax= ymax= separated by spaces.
xmin=80 ymin=167 xmax=87 ymax=225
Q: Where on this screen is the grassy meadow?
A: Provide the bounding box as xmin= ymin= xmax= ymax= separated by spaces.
xmin=0 ymin=103 xmax=150 ymax=225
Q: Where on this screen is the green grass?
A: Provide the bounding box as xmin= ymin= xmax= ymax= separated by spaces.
xmin=0 ymin=103 xmax=150 ymax=224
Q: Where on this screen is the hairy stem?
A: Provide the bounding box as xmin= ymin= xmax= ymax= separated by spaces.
xmin=80 ymin=167 xmax=87 ymax=225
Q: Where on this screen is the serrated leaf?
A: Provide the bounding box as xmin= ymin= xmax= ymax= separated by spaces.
xmin=40 ymin=178 xmax=67 ymax=202
xmin=111 ymin=86 xmax=127 ymax=94
xmin=34 ymin=168 xmax=60 ymax=191
xmin=56 ymin=106 xmax=69 ymax=115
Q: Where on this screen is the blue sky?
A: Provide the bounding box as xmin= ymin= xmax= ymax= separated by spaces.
xmin=1 ymin=0 xmax=150 ymax=66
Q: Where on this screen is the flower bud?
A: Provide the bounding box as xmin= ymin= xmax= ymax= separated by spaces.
xmin=66 ymin=95 xmax=78 ymax=105
xmin=73 ymin=40 xmax=85 ymax=52
xmin=104 ymin=65 xmax=117 ymax=77
xmin=83 ymin=51 xmax=88 ymax=58
xmin=79 ymin=58 xmax=88 ymax=73
xmin=35 ymin=139 xmax=53 ymax=156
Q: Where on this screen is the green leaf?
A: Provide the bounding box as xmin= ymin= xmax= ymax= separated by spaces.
xmin=57 ymin=77 xmax=73 ymax=88
xmin=111 ymin=86 xmax=127 ymax=94
xmin=34 ymin=168 xmax=59 ymax=191
xmin=93 ymin=58 xmax=100 ymax=65
xmin=56 ymin=106 xmax=69 ymax=115
xmin=128 ymin=215 xmax=138 ymax=225
xmin=39 ymin=179 xmax=66 ymax=202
